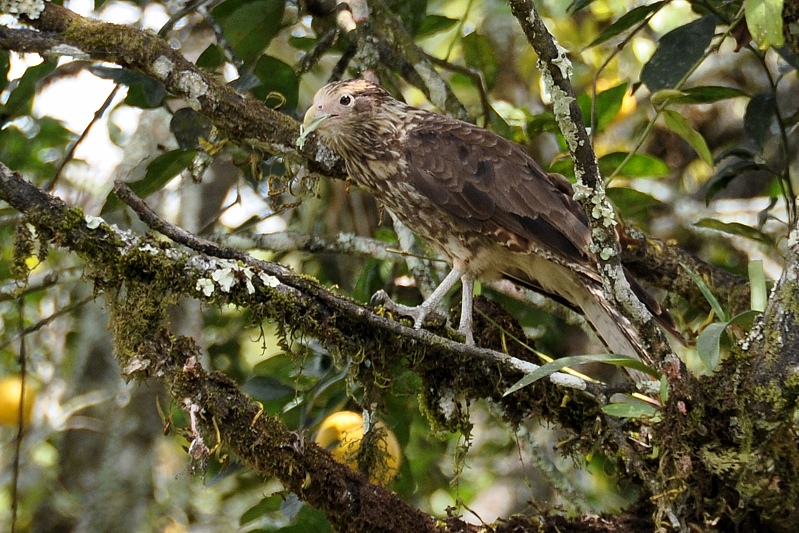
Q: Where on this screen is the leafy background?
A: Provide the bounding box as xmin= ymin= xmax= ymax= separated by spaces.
xmin=0 ymin=0 xmax=795 ymax=530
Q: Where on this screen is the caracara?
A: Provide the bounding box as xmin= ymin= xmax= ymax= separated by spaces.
xmin=301 ymin=79 xmax=679 ymax=360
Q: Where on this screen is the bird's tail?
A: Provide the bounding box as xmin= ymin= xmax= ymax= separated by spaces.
xmin=501 ymin=260 xmax=682 ymax=363
xmin=575 ymin=281 xmax=649 ymax=360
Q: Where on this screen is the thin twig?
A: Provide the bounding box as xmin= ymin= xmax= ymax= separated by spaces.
xmin=0 ymin=295 xmax=94 ymax=352
xmin=44 ymin=85 xmax=121 ymax=192
xmin=425 ymin=54 xmax=493 ymax=127
xmin=10 ymin=298 xmax=26 ymax=533
xmin=298 ymin=28 xmax=340 ymax=74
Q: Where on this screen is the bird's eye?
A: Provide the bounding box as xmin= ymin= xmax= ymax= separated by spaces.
xmin=339 ymin=94 xmax=353 ymax=106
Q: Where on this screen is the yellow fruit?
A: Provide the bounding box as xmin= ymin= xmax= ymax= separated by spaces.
xmin=314 ymin=410 xmax=401 ymax=486
xmin=0 ymin=375 xmax=35 ymax=427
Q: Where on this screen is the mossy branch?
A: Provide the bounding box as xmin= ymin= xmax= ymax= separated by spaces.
xmin=139 ymin=331 xmax=441 ymax=533
xmin=507 ymin=0 xmax=673 ymax=367
xmin=0 ymin=162 xmax=617 ymax=446
xmin=0 ymin=3 xmax=343 ymax=178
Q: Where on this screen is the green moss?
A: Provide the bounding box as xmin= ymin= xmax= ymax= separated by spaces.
xmin=11 ymin=222 xmax=34 ymax=283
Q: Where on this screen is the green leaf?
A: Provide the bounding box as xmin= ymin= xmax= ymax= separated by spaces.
xmin=662 ymin=109 xmax=713 ymax=167
xmin=462 ymin=31 xmax=497 ymax=89
xmin=90 ymin=66 xmax=166 ymax=108
xmin=526 ymin=111 xmax=559 ymax=136
xmin=253 ymin=353 xmax=296 ymax=383
xmin=196 ymin=44 xmax=227 ymax=70
xmin=641 ymin=15 xmax=717 ymax=92
xmin=125 ymin=81 xmax=167 ymax=109
xmin=694 ymin=218 xmax=774 ymax=247
xmin=488 ymin=109 xmax=517 ymax=142
xmin=243 ymin=376 xmax=295 ymax=401
xmin=668 ymin=85 xmax=749 ymax=104
xmin=0 ymin=117 xmax=73 ymax=181
xmin=102 ymin=149 xmax=198 ymax=213
xmin=416 ymin=14 xmax=459 ymax=38
xmin=745 ymin=0 xmax=784 ymax=50
xmin=650 ymin=89 xmax=689 ymax=107
xmin=748 ymin=260 xmax=767 ymax=312
xmin=2 ymin=61 xmax=58 ymax=122
xmin=730 ymin=309 xmax=760 ymax=330
xmin=288 ymin=36 xmax=318 ymax=51
xmin=587 ymin=1 xmax=667 ymax=48
xmin=141 ymin=150 xmax=198 ymax=193
xmin=252 ymin=55 xmax=300 ymax=111
xmin=594 ymin=83 xmax=629 ymax=130
xmin=547 ymin=157 xmax=575 ymax=179
xmin=212 ymin=0 xmax=285 ymax=67
xmin=599 ymin=152 xmax=670 ymax=178
xmin=680 ymin=262 xmax=727 ymax=322
xmin=696 ymin=321 xmax=728 ymax=371
xmin=705 ymin=159 xmax=767 ymax=204
xmin=503 ymin=354 xmax=656 ymax=396
xmin=606 ymin=187 xmax=663 ymax=218
xmin=601 ymin=399 xmax=659 ymax=418
xmin=386 ymin=0 xmax=427 ymax=36
xmin=744 ymin=92 xmax=777 ymax=148
xmin=240 ymin=494 xmax=285 ymax=525
xmin=274 ymin=503 xmax=333 ymax=533
xmin=170 ymin=108 xmax=214 ymax=150
xmin=578 ymin=83 xmax=629 ymax=133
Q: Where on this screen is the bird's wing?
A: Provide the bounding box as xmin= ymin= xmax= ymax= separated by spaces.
xmin=399 ymin=110 xmax=684 ymax=353
xmin=402 ymin=113 xmax=593 ymax=269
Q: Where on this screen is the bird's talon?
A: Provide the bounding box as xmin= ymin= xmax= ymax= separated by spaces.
xmin=370 ymin=290 xmax=439 ymax=330
xmin=369 ymin=289 xmax=389 ymax=307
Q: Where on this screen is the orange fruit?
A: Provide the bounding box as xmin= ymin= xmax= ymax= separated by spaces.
xmin=0 ymin=375 xmax=35 ymax=427
xmin=314 ymin=410 xmax=401 ymax=485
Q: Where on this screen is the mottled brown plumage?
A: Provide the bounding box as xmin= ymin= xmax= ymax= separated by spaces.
xmin=302 ymin=79 xmax=678 ymax=357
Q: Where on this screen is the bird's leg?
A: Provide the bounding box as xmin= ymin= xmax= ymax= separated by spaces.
xmin=458 ymin=272 xmax=475 ymax=345
xmin=371 ymin=266 xmax=464 ymax=332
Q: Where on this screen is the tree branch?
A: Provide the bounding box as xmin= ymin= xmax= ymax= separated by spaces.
xmin=141 ymin=330 xmax=441 ymax=533
xmin=507 ymin=0 xmax=673 ymax=367
xmin=620 ymin=229 xmax=750 ymax=316
xmin=0 ymin=4 xmax=344 ymax=177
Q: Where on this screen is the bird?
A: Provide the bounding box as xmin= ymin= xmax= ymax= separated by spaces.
xmin=300 ymin=79 xmax=680 ymax=359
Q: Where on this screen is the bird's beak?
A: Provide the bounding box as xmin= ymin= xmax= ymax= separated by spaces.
xmin=296 ymin=106 xmax=331 ymax=150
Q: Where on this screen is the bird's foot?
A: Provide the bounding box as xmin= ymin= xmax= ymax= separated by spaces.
xmin=458 ymin=323 xmax=475 ymax=346
xmin=370 ymin=290 xmax=433 ymax=330
xmin=371 ymin=290 xmax=474 ymax=345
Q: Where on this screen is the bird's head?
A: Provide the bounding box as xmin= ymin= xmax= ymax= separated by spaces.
xmin=297 ymin=79 xmax=399 ymax=152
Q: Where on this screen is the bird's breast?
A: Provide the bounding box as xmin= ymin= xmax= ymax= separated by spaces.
xmin=347 ymin=161 xmax=498 ymax=272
